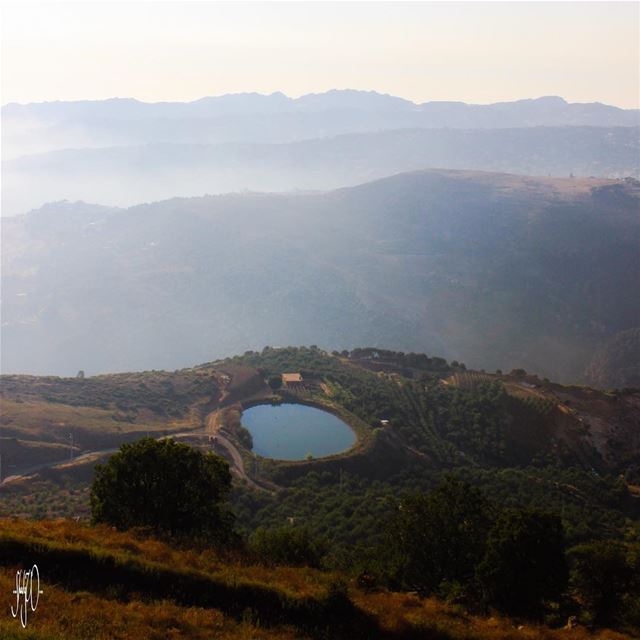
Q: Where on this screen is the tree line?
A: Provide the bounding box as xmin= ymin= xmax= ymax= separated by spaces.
xmin=91 ymin=438 xmax=640 ymax=630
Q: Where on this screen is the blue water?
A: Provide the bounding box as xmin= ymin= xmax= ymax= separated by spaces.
xmin=241 ymin=403 xmax=356 ymax=460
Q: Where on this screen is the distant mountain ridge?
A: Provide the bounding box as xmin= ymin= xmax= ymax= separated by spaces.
xmin=3 ymin=126 xmax=638 ymax=216
xmin=3 ymin=90 xmax=638 ymax=163
xmin=4 ymin=89 xmax=638 ymax=216
xmin=4 ymin=90 xmax=638 ymax=124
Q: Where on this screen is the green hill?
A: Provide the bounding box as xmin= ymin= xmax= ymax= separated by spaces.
xmin=1 ymin=347 xmax=640 ymax=637
xmin=2 ymin=347 xmax=638 ymax=543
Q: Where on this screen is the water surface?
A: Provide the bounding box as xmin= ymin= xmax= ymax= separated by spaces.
xmin=241 ymin=403 xmax=356 ymax=460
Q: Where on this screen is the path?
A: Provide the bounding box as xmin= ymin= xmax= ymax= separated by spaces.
xmin=0 ymin=447 xmax=119 ymax=486
xmin=1 ymin=412 xmax=272 ymax=493
xmin=205 ymin=409 xmax=271 ymax=492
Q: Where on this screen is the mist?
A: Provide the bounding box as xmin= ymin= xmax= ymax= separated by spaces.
xmin=2 ymin=92 xmax=639 ymax=216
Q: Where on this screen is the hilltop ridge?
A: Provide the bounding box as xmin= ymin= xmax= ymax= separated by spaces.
xmin=3 ymin=170 xmax=638 ymax=384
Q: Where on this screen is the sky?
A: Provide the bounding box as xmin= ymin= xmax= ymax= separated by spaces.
xmin=1 ymin=1 xmax=639 ymax=108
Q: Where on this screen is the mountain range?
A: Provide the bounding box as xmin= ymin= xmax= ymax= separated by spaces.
xmin=4 ymin=91 xmax=638 ymax=136
xmin=3 ymin=90 xmax=639 ymax=217
xmin=3 ymin=126 xmax=638 ymax=216
xmin=3 ymin=169 xmax=638 ymax=385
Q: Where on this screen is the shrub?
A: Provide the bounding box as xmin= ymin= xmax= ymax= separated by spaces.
xmin=476 ymin=509 xmax=568 ymax=617
xmin=569 ymin=541 xmax=639 ymax=627
xmin=90 ymin=437 xmax=235 ymax=543
xmin=249 ymin=526 xmax=326 ymax=567
xmin=385 ymin=479 xmax=494 ymax=596
xmin=236 ymin=425 xmax=253 ymax=450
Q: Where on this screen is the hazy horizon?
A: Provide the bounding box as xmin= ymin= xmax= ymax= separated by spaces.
xmin=2 ymin=2 xmax=638 ymax=109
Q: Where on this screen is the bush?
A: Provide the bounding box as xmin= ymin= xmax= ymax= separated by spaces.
xmin=236 ymin=425 xmax=253 ymax=450
xmin=476 ymin=509 xmax=568 ymax=617
xmin=569 ymin=541 xmax=639 ymax=627
xmin=385 ymin=479 xmax=494 ymax=596
xmin=249 ymin=526 xmax=326 ymax=567
xmin=90 ymin=437 xmax=235 ymax=543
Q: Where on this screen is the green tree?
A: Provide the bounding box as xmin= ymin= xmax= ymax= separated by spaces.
xmin=268 ymin=375 xmax=282 ymax=391
xmin=385 ymin=479 xmax=494 ymax=595
xmin=90 ymin=437 xmax=234 ymax=542
xmin=476 ymin=509 xmax=568 ymax=616
xmin=569 ymin=541 xmax=636 ymax=627
xmin=236 ymin=425 xmax=253 ymax=450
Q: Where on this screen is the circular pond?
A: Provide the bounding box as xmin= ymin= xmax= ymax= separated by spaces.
xmin=241 ymin=403 xmax=356 ymax=460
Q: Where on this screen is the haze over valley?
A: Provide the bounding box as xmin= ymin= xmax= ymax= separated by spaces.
xmin=2 ymin=91 xmax=639 ymax=215
xmin=2 ymin=90 xmax=639 ymax=387
xmin=3 ymin=168 xmax=638 ymax=387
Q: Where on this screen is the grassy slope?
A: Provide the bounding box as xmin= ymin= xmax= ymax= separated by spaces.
xmin=1 ymin=350 xmax=639 ymax=636
xmin=0 ymin=519 xmax=633 ymax=640
xmin=0 ymin=368 xmax=222 ymax=472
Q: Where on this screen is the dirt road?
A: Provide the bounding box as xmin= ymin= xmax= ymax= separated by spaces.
xmin=0 ymin=447 xmax=119 ymax=486
xmin=1 ymin=413 xmax=272 ymax=493
xmin=205 ymin=409 xmax=270 ymax=492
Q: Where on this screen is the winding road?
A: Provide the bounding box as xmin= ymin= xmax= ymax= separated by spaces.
xmin=205 ymin=409 xmax=270 ymax=492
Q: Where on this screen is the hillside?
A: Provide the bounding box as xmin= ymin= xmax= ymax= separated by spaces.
xmin=4 ymin=91 xmax=638 ymax=218
xmin=3 ymin=126 xmax=638 ymax=216
xmin=2 ymin=170 xmax=639 ymax=385
xmin=0 ymin=368 xmax=222 ymax=481
xmin=1 ymin=347 xmax=639 ymax=637
xmin=2 ymin=347 xmax=638 ymax=539
xmin=0 ymin=519 xmax=633 ymax=640
xmin=3 ymin=3 xmax=639 ymax=636
xmin=3 ymin=91 xmax=638 ymax=161
xmin=585 ymin=328 xmax=640 ymax=389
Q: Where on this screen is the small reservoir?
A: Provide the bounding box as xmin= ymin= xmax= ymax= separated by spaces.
xmin=241 ymin=403 xmax=356 ymax=460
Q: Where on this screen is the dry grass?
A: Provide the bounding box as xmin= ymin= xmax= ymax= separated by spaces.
xmin=0 ymin=399 xmax=199 ymax=472
xmin=1 ymin=399 xmax=194 ymax=439
xmin=446 ymin=371 xmax=497 ymax=388
xmin=0 ymin=519 xmax=334 ymax=600
xmin=0 ymin=572 xmax=304 ymax=640
xmin=0 ymin=519 xmax=636 ymax=640
xmin=354 ymin=591 xmax=632 ymax=640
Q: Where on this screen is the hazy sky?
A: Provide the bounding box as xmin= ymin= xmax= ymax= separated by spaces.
xmin=1 ymin=1 xmax=639 ymax=107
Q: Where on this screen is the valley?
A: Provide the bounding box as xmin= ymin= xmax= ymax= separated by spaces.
xmin=3 ymin=170 xmax=639 ymax=386
xmin=1 ymin=345 xmax=639 ymax=638
xmin=2 ymin=347 xmax=638 ymax=538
